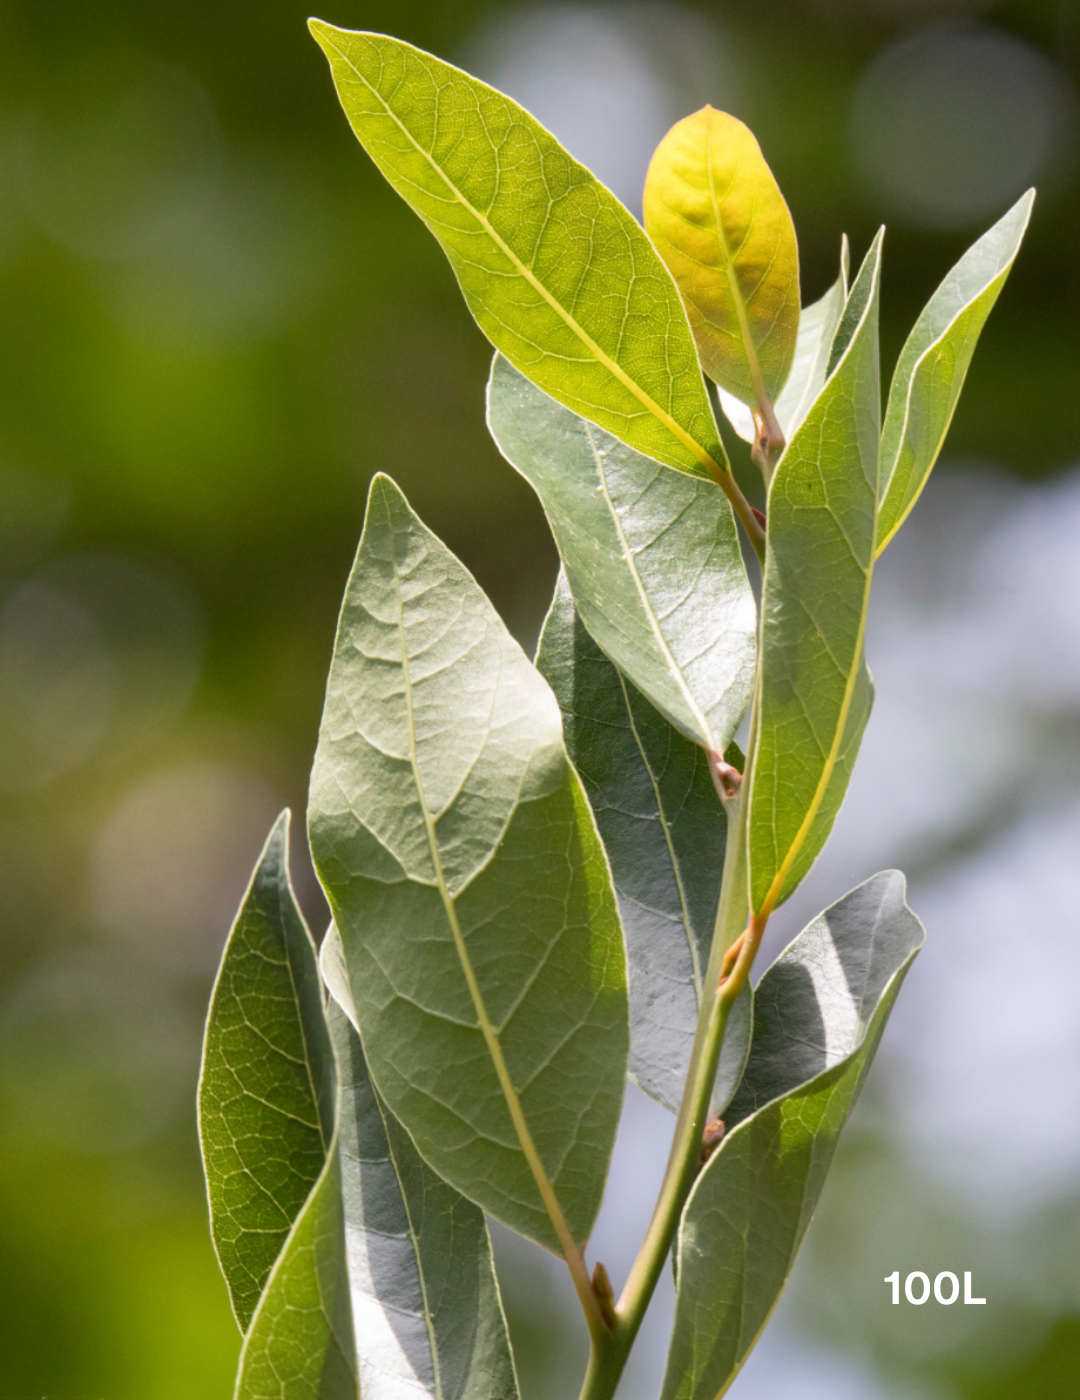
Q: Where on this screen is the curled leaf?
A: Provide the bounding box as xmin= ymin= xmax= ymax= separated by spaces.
xmin=198 ymin=811 xmax=334 ymax=1333
xmin=877 ymin=190 xmax=1033 ymax=555
xmin=661 ymin=872 xmax=924 ymax=1400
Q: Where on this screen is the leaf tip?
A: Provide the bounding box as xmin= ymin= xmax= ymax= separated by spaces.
xmin=266 ymin=807 xmax=292 ymax=861
xmin=366 ymin=470 xmax=407 ymax=512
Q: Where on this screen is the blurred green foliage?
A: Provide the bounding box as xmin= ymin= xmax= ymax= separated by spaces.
xmin=0 ymin=1 xmax=1077 ymax=1396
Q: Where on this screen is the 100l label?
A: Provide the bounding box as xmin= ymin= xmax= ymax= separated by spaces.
xmin=884 ymin=1272 xmax=986 ymax=1305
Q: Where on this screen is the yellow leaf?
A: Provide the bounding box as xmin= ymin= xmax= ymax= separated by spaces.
xmin=644 ymin=107 xmax=800 ymax=419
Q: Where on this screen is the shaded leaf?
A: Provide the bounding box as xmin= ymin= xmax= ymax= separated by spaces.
xmin=536 ymin=574 xmax=752 ymax=1115
xmin=236 ymin=958 xmax=518 ymax=1400
xmin=489 ymin=356 xmax=755 ymax=753
xmin=307 ymin=474 xmax=628 ymax=1253
xmin=747 ymin=233 xmax=883 ymax=916
xmin=877 ymin=191 xmax=1033 ymax=554
xmin=199 ymin=811 xmax=334 ymax=1332
xmin=661 ymin=871 xmax=924 ymax=1400
xmin=719 ymin=240 xmax=848 ymax=445
xmin=643 ymin=107 xmax=800 ymax=407
xmin=309 ymin=21 xmax=726 ymax=482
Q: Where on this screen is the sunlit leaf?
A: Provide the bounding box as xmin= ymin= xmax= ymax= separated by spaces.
xmin=536 ymin=574 xmax=752 ymax=1114
xmin=307 ymin=474 xmax=628 ymax=1253
xmin=661 ymin=872 xmax=924 ymax=1400
xmin=309 ymin=21 xmax=727 ymax=482
xmin=747 ymin=233 xmax=883 ymax=915
xmin=877 ymin=191 xmax=1033 ymax=554
xmin=489 ymin=356 xmax=755 ymax=754
xmin=199 ymin=811 xmax=334 ymax=1332
xmin=643 ymin=107 xmax=799 ymax=408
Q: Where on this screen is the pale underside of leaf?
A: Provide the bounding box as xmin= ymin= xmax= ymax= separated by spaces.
xmin=719 ymin=240 xmax=848 ymax=445
xmin=660 ymin=871 xmax=924 ymax=1400
xmin=199 ymin=810 xmax=335 ymax=1333
xmin=235 ymin=980 xmax=518 ymax=1400
xmin=748 ymin=232 xmax=883 ymax=915
xmin=876 ymin=190 xmax=1034 ymax=555
xmin=309 ymin=21 xmax=727 ymax=482
xmin=308 ymin=474 xmax=627 ymax=1253
xmin=489 ymin=356 xmax=755 ymax=754
xmin=537 ymin=573 xmax=753 ymax=1114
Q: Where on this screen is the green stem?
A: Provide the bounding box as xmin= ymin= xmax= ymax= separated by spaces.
xmin=577 ymin=754 xmax=767 ymax=1400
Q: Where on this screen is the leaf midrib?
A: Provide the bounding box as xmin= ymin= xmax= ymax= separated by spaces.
xmin=385 ymin=496 xmax=581 ymax=1259
xmin=704 ymin=124 xmax=771 ymax=412
xmin=586 ymin=420 xmax=713 ymax=749
xmin=322 ymin=27 xmax=723 ymax=480
xmin=755 ymin=257 xmax=881 ymax=917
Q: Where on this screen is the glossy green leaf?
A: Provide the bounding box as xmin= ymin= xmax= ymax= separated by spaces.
xmin=309 ymin=20 xmax=727 ymax=482
xmin=488 ymin=356 xmax=756 ymax=754
xmin=536 ymin=573 xmax=752 ymax=1115
xmin=877 ymin=191 xmax=1033 ymax=554
xmin=643 ymin=107 xmax=800 ymax=407
xmin=199 ymin=811 xmax=335 ymax=1332
xmin=747 ymin=233 xmax=883 ymax=916
xmin=236 ymin=949 xmax=518 ymax=1400
xmin=307 ymin=474 xmax=628 ymax=1253
xmin=719 ymin=240 xmax=848 ymax=445
xmin=661 ymin=871 xmax=924 ymax=1400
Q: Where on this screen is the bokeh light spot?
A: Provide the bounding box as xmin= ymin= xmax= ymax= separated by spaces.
xmin=0 ymin=952 xmax=193 ymax=1154
xmin=0 ymin=555 xmax=204 ymax=791
xmin=91 ymin=761 xmax=283 ymax=978
xmin=466 ymin=2 xmax=740 ymax=215
xmin=850 ymin=23 xmax=1076 ymax=227
xmin=10 ymin=47 xmax=223 ymax=262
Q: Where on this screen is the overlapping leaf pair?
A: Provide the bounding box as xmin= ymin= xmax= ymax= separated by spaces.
xmin=198 ymin=20 xmax=1031 ymax=1400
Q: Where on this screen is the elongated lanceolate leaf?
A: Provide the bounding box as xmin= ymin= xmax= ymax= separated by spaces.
xmin=877 ymin=191 xmax=1033 ymax=554
xmin=719 ymin=241 xmax=848 ymax=445
xmin=199 ymin=811 xmax=335 ymax=1332
xmin=747 ymin=233 xmax=883 ymax=915
xmin=489 ymin=357 xmax=755 ymax=753
xmin=643 ymin=107 xmax=799 ymax=407
xmin=308 ymin=474 xmax=628 ymax=1253
xmin=536 ymin=574 xmax=752 ymax=1114
xmin=661 ymin=872 xmax=924 ymax=1400
xmin=237 ymin=962 xmax=518 ymax=1400
xmin=309 ymin=21 xmax=727 ymax=483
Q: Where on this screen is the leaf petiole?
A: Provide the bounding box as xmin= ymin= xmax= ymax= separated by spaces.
xmin=749 ymin=399 xmax=786 ymax=481
xmin=705 ymin=457 xmax=767 ymax=562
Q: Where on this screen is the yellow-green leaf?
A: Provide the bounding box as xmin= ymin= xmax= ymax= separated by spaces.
xmin=643 ymin=107 xmax=800 ymax=410
xmin=309 ymin=21 xmax=727 ymax=483
xmin=747 ymin=233 xmax=883 ymax=915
